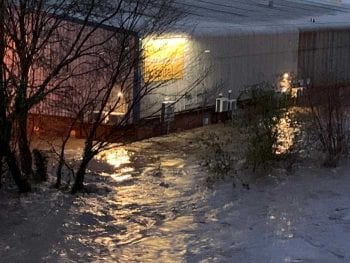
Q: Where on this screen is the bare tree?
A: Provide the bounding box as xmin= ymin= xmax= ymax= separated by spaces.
xmin=305 ymin=84 xmax=350 ymax=166
xmin=0 ymin=0 xmax=183 ymax=192
xmin=45 ymin=34 xmax=208 ymax=192
xmin=0 ymin=0 xmax=32 ymax=192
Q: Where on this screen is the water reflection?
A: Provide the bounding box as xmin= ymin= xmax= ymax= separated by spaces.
xmin=161 ymin=158 xmax=184 ymax=168
xmin=268 ymin=210 xmax=295 ymax=239
xmin=76 ymin=141 xmax=203 ymax=262
xmin=276 ymin=113 xmax=299 ymax=155
xmin=97 ymin=148 xmax=130 ymax=169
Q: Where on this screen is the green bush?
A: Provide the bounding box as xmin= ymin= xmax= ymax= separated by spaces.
xmin=237 ymin=84 xmax=293 ymax=171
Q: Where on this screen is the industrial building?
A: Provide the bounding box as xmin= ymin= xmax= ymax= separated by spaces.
xmin=139 ymin=0 xmax=350 ymax=120
xmin=27 ymin=0 xmax=350 ymax=138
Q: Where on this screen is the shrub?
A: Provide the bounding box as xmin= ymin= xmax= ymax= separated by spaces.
xmin=32 ymin=149 xmax=48 ymax=182
xmin=199 ymin=128 xmax=253 ymax=189
xmin=201 ymin=132 xmax=236 ymax=179
xmin=304 ymin=85 xmax=350 ymax=167
xmin=237 ymin=83 xmax=293 ymax=171
xmin=0 ymin=156 xmax=3 ymax=188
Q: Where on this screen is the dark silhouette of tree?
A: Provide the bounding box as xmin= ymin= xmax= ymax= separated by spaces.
xmin=0 ymin=0 xmax=183 ymax=192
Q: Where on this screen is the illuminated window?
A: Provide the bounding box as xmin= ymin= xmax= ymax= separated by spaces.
xmin=143 ymin=36 xmax=186 ymax=82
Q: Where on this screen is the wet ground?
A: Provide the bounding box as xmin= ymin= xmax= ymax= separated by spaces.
xmin=1 ymin=125 xmax=350 ymax=262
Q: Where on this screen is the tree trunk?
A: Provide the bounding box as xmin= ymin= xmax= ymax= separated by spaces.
xmin=56 ymin=135 xmax=71 ymax=188
xmin=71 ymin=139 xmax=94 ymax=194
xmin=4 ymin=146 xmax=31 ymax=193
xmin=0 ymin=120 xmax=31 ymax=193
xmin=55 ymin=159 xmax=63 ymax=188
xmin=17 ymin=112 xmax=33 ymax=178
xmin=0 ymin=155 xmax=3 ymax=189
xmin=71 ymin=158 xmax=90 ymax=194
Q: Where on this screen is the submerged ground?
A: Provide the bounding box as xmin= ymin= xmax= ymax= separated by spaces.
xmin=0 ymin=125 xmax=350 ymax=262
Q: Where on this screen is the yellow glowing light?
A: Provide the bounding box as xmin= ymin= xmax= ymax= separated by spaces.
xmin=97 ymin=148 xmax=130 ymax=168
xmin=143 ymin=36 xmax=186 ymax=82
xmin=275 ymin=114 xmax=299 ymax=155
xmin=280 ymin=72 xmax=291 ymax=93
xmin=291 ymin=87 xmax=303 ymax=98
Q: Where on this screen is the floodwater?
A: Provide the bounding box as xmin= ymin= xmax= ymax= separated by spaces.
xmin=63 ymin=131 xmax=350 ymax=262
xmin=96 ymin=150 xmax=199 ymax=261
xmin=65 ymin=135 xmax=214 ymax=262
xmin=1 ymin=126 xmax=350 ymax=262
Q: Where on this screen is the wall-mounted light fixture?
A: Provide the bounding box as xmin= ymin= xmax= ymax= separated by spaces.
xmin=280 ymin=72 xmax=291 ymax=93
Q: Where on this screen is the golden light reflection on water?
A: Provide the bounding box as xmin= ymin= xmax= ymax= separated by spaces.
xmin=95 ymin=148 xmax=133 ymax=183
xmin=83 ymin=143 xmax=201 ymax=261
xmin=97 ymin=148 xmax=130 ymax=168
xmin=268 ymin=210 xmax=295 ymax=240
xmin=276 ymin=114 xmax=299 ymax=155
xmin=110 ymin=174 xmax=133 ymax=183
xmin=161 ymin=158 xmax=184 ymax=168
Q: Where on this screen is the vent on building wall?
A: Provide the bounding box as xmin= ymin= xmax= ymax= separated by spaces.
xmin=161 ymin=101 xmax=175 ymax=122
xmin=161 ymin=100 xmax=175 ymax=134
xmin=216 ymin=97 xmax=229 ymax=113
xmin=215 ymin=91 xmax=237 ymax=113
xmin=228 ymin=99 xmax=237 ymax=111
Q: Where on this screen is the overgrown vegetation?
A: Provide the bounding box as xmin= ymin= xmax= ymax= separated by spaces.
xmin=0 ymin=156 xmax=3 ymax=188
xmin=201 ymin=82 xmax=350 ymax=189
xmin=304 ymin=85 xmax=350 ymax=167
xmin=200 ymin=131 xmax=237 ymax=181
xmin=0 ymin=0 xmax=187 ymax=193
xmin=199 ymin=126 xmax=250 ymax=189
xmin=32 ymin=149 xmax=48 ymax=183
xmin=237 ymin=83 xmax=295 ymax=171
xmin=200 ymin=82 xmax=300 ymax=185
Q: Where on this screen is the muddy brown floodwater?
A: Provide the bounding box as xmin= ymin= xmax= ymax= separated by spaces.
xmin=1 ymin=125 xmax=350 ymax=262
xmin=86 ymin=142 xmax=206 ymax=262
xmin=58 ymin=131 xmax=215 ymax=262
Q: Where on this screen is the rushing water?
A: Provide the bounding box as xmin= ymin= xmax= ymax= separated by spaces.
xmin=65 ymin=137 xmax=213 ymax=262
xmin=1 ymin=127 xmax=350 ymax=262
xmin=62 ymin=123 xmax=302 ymax=262
xmin=62 ymin=136 xmax=350 ymax=263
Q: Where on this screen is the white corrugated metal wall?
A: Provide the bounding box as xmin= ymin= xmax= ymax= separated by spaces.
xmin=140 ymin=28 xmax=299 ymax=118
